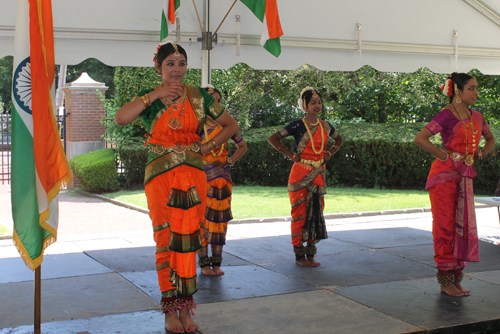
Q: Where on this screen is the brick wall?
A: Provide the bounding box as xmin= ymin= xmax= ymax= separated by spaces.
xmin=65 ymin=93 xmax=106 ymax=143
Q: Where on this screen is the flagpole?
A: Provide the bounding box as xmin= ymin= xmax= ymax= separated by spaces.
xmin=201 ymin=0 xmax=211 ymax=86
xmin=34 ymin=265 xmax=41 ymax=334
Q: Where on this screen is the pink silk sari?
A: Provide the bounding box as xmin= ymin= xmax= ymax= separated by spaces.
xmin=425 ymin=108 xmax=490 ymax=269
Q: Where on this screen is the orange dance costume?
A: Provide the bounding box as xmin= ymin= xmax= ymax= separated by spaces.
xmin=425 ymin=108 xmax=490 ymax=284
xmin=197 ymin=123 xmax=244 ymax=268
xmin=278 ymin=119 xmax=340 ymax=259
xmin=138 ymin=85 xmax=223 ymax=313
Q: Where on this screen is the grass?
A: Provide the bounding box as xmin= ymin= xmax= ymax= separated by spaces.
xmin=103 ymin=185 xmax=434 ymax=219
xmin=0 ymin=224 xmax=11 ymax=236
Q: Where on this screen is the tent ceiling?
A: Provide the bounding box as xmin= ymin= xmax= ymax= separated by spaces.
xmin=1 ymin=0 xmax=500 ymax=74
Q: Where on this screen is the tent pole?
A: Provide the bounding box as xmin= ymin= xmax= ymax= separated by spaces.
xmin=201 ymin=0 xmax=211 ymax=86
xmin=34 ymin=265 xmax=41 ymax=334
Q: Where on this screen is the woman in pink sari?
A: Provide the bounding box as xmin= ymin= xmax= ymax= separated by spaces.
xmin=415 ymin=72 xmax=495 ymax=297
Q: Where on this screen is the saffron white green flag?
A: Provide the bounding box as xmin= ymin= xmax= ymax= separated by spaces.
xmin=241 ymin=0 xmax=284 ymax=57
xmin=11 ymin=0 xmax=71 ymax=270
xmin=161 ymin=0 xmax=180 ymax=41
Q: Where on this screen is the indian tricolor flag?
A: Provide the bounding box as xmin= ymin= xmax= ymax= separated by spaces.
xmin=11 ymin=0 xmax=72 ymax=270
xmin=161 ymin=0 xmax=180 ymax=41
xmin=241 ymin=0 xmax=283 ymax=57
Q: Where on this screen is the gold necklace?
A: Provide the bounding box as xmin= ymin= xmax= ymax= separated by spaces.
xmin=303 ymin=117 xmax=325 ymax=154
xmin=304 ymin=117 xmax=320 ymax=126
xmin=162 ymin=91 xmax=187 ymax=130
xmin=449 ymin=103 xmax=478 ymax=156
xmin=203 ymin=124 xmax=225 ymax=156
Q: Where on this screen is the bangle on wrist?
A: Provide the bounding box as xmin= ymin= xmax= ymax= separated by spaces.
xmin=211 ymin=139 xmax=217 ymax=148
xmin=326 ymin=151 xmax=332 ymax=158
xmin=140 ymin=95 xmax=148 ymax=109
xmin=144 ymin=93 xmax=151 ymax=106
xmin=437 ymin=152 xmax=449 ymax=162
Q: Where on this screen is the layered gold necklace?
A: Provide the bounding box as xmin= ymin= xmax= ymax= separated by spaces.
xmin=303 ymin=117 xmax=325 ymax=154
xmin=161 ymin=90 xmax=187 ymax=130
xmin=449 ymin=103 xmax=478 ymax=160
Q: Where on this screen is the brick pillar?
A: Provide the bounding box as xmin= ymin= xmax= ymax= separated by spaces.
xmin=63 ymin=73 xmax=108 ymax=188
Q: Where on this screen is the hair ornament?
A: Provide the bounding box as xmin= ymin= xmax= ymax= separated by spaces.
xmin=298 ymin=86 xmax=315 ymax=112
xmin=153 ymin=39 xmax=179 ymax=63
xmin=202 ymin=84 xmax=215 ymax=94
xmin=440 ymin=78 xmax=453 ymax=97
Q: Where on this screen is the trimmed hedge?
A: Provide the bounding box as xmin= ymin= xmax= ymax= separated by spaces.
xmin=102 ymin=122 xmax=500 ymax=194
xmin=228 ymin=123 xmax=500 ymax=194
xmin=69 ymin=148 xmax=119 ymax=193
xmin=116 ymin=140 xmax=148 ymax=188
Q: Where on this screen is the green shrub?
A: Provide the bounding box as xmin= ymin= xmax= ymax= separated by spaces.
xmin=102 ymin=122 xmax=500 ymax=194
xmin=227 ymin=122 xmax=500 ymax=194
xmin=116 ymin=139 xmax=148 ymax=188
xmin=70 ymin=148 xmax=119 ymax=193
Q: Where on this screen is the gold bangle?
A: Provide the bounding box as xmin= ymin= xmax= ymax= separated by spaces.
xmin=144 ymin=93 xmax=151 ymax=106
xmin=140 ymin=95 xmax=148 ymax=109
xmin=211 ymin=139 xmax=218 ymax=147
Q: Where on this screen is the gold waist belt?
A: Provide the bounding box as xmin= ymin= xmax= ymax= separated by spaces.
xmin=203 ymin=160 xmax=226 ymax=166
xmin=443 ymin=148 xmax=474 ymax=166
xmin=149 ymin=142 xmax=200 ymax=155
xmin=300 ymin=158 xmax=324 ymax=168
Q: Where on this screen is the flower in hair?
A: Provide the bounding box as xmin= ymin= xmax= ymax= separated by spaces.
xmin=202 ymin=84 xmax=215 ymax=94
xmin=297 ymin=86 xmax=315 ymax=112
xmin=153 ymin=39 xmax=178 ymax=63
xmin=441 ymin=78 xmax=453 ymax=97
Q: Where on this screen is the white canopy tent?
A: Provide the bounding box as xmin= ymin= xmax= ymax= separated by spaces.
xmin=1 ymin=0 xmax=500 ymax=76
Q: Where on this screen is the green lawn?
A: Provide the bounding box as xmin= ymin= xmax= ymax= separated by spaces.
xmin=0 ymin=224 xmax=11 ymax=236
xmin=103 ymin=186 xmax=433 ymax=219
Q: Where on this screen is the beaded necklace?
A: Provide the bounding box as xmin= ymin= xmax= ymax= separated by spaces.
xmin=302 ymin=117 xmax=325 ymax=154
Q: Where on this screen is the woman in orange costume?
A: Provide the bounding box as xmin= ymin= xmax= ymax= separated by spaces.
xmin=415 ymin=72 xmax=495 ymax=297
xmin=198 ymin=85 xmax=247 ymax=276
xmin=268 ymin=87 xmax=343 ymax=267
xmin=115 ymin=41 xmax=238 ymax=333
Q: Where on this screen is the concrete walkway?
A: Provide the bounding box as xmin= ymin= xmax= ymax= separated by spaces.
xmin=1 ymin=185 xmax=500 ymax=334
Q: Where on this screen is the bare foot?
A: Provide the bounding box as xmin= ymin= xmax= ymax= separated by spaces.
xmin=453 ymin=282 xmax=471 ymax=296
xmin=200 ymin=266 xmax=215 ymax=276
xmin=440 ymin=284 xmax=465 ymax=297
xmin=212 ymin=266 xmax=225 ymax=276
xmin=307 ymin=257 xmax=321 ymax=267
xmin=179 ymin=308 xmax=199 ymax=333
xmin=165 ymin=311 xmax=185 ymax=333
xmin=295 ymin=258 xmax=312 ymax=267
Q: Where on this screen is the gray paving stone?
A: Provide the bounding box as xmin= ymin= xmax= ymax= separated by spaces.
xmin=330 ymin=226 xmax=433 ymax=248
xmin=195 ymin=290 xmax=416 ymax=334
xmin=121 ymin=265 xmax=315 ymax=305
xmin=0 ymin=273 xmax=159 ymax=328
xmin=0 ymin=252 xmax=112 ymax=284
xmin=224 ymin=234 xmax=368 ymax=265
xmin=264 ymin=249 xmax=436 ymax=288
xmin=336 ymin=277 xmax=500 ymax=329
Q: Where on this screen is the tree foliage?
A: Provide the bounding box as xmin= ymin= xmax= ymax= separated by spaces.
xmin=0 ymin=56 xmax=13 ymax=113
xmin=108 ymin=64 xmax=500 ymax=144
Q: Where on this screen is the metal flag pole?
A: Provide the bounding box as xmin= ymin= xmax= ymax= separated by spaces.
xmin=201 ymin=0 xmax=211 ymax=86
xmin=34 ymin=265 xmax=41 ymax=334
